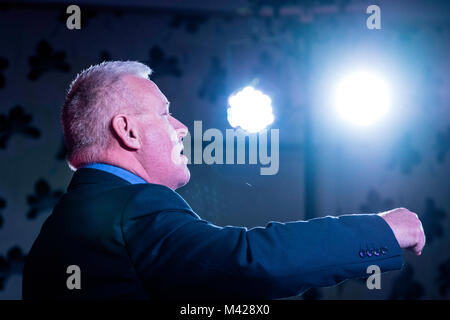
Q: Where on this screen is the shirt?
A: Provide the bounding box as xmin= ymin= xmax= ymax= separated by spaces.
xmin=82 ymin=163 xmax=147 ymax=184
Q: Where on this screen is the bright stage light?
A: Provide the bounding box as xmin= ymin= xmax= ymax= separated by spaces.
xmin=334 ymin=71 xmax=391 ymax=126
xmin=227 ymin=86 xmax=274 ymax=133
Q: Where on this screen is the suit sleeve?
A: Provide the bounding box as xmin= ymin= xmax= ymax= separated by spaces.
xmin=121 ymin=186 xmax=403 ymax=299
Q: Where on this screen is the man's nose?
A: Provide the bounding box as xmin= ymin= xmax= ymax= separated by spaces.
xmin=170 ymin=116 xmax=188 ymax=138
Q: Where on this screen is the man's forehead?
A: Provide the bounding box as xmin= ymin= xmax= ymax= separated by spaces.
xmin=123 ymin=74 xmax=169 ymax=106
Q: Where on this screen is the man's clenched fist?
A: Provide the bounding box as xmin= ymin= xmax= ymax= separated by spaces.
xmin=378 ymin=208 xmax=426 ymax=255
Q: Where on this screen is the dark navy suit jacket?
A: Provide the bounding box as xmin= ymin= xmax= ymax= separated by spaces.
xmin=22 ymin=168 xmax=403 ymax=300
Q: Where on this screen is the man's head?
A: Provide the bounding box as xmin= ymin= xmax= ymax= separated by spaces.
xmin=62 ymin=61 xmax=190 ymax=190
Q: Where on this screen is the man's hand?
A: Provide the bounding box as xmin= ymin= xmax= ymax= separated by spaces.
xmin=378 ymin=208 xmax=426 ymax=255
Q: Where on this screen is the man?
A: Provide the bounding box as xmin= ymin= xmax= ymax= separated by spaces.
xmin=22 ymin=61 xmax=425 ymax=300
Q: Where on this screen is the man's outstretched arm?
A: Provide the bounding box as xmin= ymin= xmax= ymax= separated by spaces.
xmin=121 ymin=187 xmax=423 ymax=299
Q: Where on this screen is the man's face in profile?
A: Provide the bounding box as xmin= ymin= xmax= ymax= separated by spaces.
xmin=124 ymin=75 xmax=190 ymax=189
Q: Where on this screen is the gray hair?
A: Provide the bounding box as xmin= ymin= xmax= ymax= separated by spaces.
xmin=61 ymin=61 xmax=152 ymax=168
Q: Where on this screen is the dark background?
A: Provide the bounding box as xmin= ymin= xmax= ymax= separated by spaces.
xmin=0 ymin=0 xmax=449 ymax=299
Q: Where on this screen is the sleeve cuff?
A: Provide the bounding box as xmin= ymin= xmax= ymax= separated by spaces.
xmin=359 ymin=214 xmax=404 ymax=272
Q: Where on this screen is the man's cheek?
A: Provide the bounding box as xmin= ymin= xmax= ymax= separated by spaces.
xmin=170 ymin=144 xmax=183 ymax=165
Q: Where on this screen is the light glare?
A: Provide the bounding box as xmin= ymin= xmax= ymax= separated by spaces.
xmin=335 ymin=71 xmax=391 ymax=126
xmin=227 ymin=86 xmax=274 ymax=133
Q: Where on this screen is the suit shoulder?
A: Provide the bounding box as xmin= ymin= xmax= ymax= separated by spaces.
xmin=122 ymin=183 xmax=197 ymax=221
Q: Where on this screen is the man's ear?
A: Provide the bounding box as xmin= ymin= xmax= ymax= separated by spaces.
xmin=111 ymin=114 xmax=141 ymax=150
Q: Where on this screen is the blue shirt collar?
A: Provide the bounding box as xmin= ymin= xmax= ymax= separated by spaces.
xmin=81 ymin=163 xmax=147 ymax=185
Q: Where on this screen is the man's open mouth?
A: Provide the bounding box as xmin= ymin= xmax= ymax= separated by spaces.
xmin=171 ymin=142 xmax=188 ymax=165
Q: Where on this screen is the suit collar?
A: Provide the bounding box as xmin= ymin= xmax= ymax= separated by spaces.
xmin=67 ymin=168 xmax=131 ymax=192
xmin=81 ymin=163 xmax=147 ymax=185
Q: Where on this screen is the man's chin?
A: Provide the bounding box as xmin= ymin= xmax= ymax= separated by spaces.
xmin=175 ymin=166 xmax=190 ymax=189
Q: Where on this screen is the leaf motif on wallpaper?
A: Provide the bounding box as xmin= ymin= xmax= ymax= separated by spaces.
xmin=28 ymin=40 xmax=71 ymax=81
xmin=0 ymin=56 xmax=9 ymax=89
xmin=436 ymin=258 xmax=450 ymax=298
xmin=420 ymin=198 xmax=446 ymax=245
xmin=435 ymin=126 xmax=450 ymax=163
xmin=170 ymin=14 xmax=208 ymax=33
xmin=360 ymin=189 xmax=394 ymax=213
xmin=0 ymin=105 xmax=41 ymax=149
xmin=389 ymin=265 xmax=424 ymax=299
xmin=146 ymin=46 xmax=182 ymax=79
xmin=26 ymin=179 xmax=63 ymax=219
xmin=0 ymin=246 xmax=26 ymax=291
xmin=197 ymin=57 xmax=227 ymax=103
xmin=0 ymin=196 xmax=5 ymax=229
xmin=388 ymin=133 xmax=421 ymax=174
